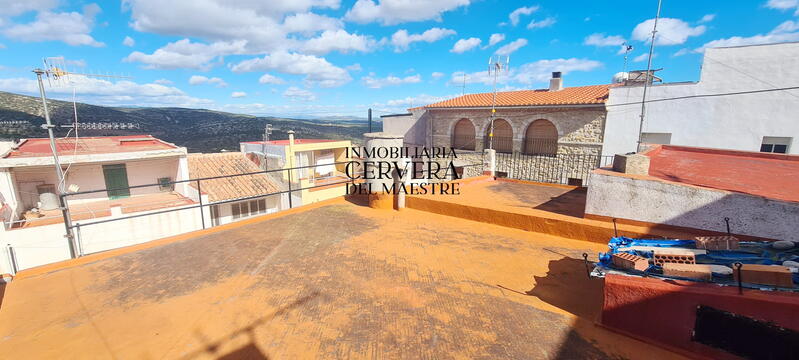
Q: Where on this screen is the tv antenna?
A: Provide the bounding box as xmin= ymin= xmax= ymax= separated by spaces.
xmin=32 ymin=57 xmax=132 ymax=259
xmin=636 ymin=0 xmax=662 ymax=153
xmin=486 ymin=54 xmax=510 ymax=151
xmin=262 ymin=124 xmax=273 ymax=169
xmin=621 ymin=43 xmax=634 ymax=73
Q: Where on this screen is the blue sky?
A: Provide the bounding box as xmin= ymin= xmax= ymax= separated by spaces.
xmin=1 ymin=0 xmax=798 ymax=118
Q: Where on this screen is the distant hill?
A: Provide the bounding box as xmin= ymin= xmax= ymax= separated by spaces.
xmin=0 ymin=91 xmax=380 ymax=153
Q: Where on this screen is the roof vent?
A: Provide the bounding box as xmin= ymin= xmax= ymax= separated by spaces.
xmin=549 ymin=72 xmax=563 ymax=91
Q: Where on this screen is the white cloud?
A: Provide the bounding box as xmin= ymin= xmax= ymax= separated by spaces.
xmin=527 ymin=17 xmax=556 ymax=30
xmin=258 ymin=73 xmax=285 ymax=84
xmin=584 ymin=33 xmax=626 ymax=47
xmin=451 ymin=58 xmax=603 ymax=86
xmin=431 ymin=72 xmax=444 ymax=79
xmin=1 ymin=4 xmax=104 ymax=47
xmin=507 ymin=6 xmax=538 ymax=26
xmin=302 ymin=29 xmax=378 ymax=55
xmin=672 ymin=48 xmax=691 ymax=57
xmin=230 ymin=51 xmax=351 ymax=88
xmin=188 ymin=75 xmax=228 ymax=87
xmin=0 ymin=75 xmax=213 ymax=107
xmin=231 ymin=91 xmax=247 ymax=98
xmin=122 ymin=36 xmax=135 ymax=47
xmin=0 ymin=0 xmax=58 ymax=17
xmin=153 ymin=78 xmax=173 ymax=85
xmin=696 ymin=20 xmax=799 ymax=51
xmin=382 ymin=94 xmax=453 ymax=108
xmin=124 ymin=39 xmax=247 ymax=70
xmin=632 ymin=18 xmax=706 ymax=46
xmin=390 ymin=27 xmax=456 ymax=52
xmin=487 ymin=33 xmax=505 ymax=46
xmin=450 ymin=37 xmax=481 ymax=53
xmin=346 ymin=63 xmax=362 ymax=71
xmin=495 ymin=38 xmax=527 ymax=56
xmin=362 ymin=74 xmax=421 ymax=88
xmin=766 ymin=0 xmax=799 ymax=14
xmin=283 ymin=86 xmax=316 ymax=101
xmin=699 ymin=14 xmax=716 ymax=23
xmin=632 ymin=53 xmax=655 ymax=62
xmin=345 ymin=0 xmax=470 ymax=25
xmin=282 ymin=12 xmax=342 ymax=35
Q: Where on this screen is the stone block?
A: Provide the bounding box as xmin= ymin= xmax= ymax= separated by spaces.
xmin=612 ymin=153 xmax=650 ymax=175
xmin=662 ymin=263 xmax=713 ymax=280
xmin=611 ymin=252 xmax=649 ymax=271
xmin=653 ymin=249 xmax=696 ymax=265
xmin=734 ymin=264 xmax=794 ymax=288
xmin=694 ymin=236 xmax=739 ymax=250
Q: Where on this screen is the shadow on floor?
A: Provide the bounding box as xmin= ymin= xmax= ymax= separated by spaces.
xmin=532 ymin=188 xmax=587 ymax=218
xmin=525 ymin=256 xmax=604 ymax=319
xmin=216 ymin=343 xmax=269 ymax=360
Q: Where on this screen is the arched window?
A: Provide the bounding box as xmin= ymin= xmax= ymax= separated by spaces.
xmin=451 ymin=119 xmax=476 ymax=150
xmin=524 ymin=119 xmax=558 ymax=155
xmin=484 ymin=119 xmax=513 ymax=153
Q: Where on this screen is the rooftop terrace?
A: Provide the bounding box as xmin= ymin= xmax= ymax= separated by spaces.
xmin=0 ymin=197 xmax=682 ymax=359
xmin=3 ymin=135 xmax=178 ymax=158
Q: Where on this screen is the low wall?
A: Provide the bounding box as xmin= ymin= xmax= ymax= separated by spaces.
xmin=0 ymin=204 xmax=204 ymax=274
xmin=586 ymin=170 xmax=799 ymax=241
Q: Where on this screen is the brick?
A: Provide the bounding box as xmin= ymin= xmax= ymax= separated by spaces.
xmin=611 ymin=253 xmax=649 ymax=271
xmin=653 ymin=249 xmax=696 ymax=266
xmin=734 ymin=264 xmax=794 ymax=288
xmin=662 ymin=263 xmax=713 ymax=281
xmin=694 ymin=236 xmax=739 ymax=250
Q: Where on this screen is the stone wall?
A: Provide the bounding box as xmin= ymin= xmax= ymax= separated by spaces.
xmin=427 ymin=106 xmax=607 ymax=155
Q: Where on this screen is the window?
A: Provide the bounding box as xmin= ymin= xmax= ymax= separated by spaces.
xmin=524 ymin=119 xmax=558 ymax=155
xmin=484 ymin=119 xmax=513 ymax=153
xmin=158 ymin=177 xmax=174 ymax=191
xmin=210 ymin=205 xmax=220 ymax=226
xmin=452 ymin=119 xmax=476 ymax=150
xmin=761 ymin=136 xmax=791 ymax=154
xmin=231 ymin=199 xmax=268 ymax=220
xmin=641 ymin=132 xmax=672 ymax=145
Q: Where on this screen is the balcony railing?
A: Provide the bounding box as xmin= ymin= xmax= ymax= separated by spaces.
xmin=452 ymin=135 xmax=476 ymax=150
xmin=484 ymin=136 xmax=513 ymax=153
xmin=523 ymin=138 xmax=558 ymax=155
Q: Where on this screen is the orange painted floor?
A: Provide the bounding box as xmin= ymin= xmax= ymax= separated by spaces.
xmin=415 ymin=179 xmax=588 ymax=218
xmin=0 ymin=200 xmax=683 ymax=359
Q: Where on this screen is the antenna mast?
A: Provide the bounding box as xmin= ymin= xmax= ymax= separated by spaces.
xmin=636 ymin=0 xmax=662 ymax=153
xmin=262 ymin=124 xmax=272 ymax=170
xmin=622 ymin=43 xmax=634 ymax=73
xmin=487 ymin=55 xmax=509 ymax=151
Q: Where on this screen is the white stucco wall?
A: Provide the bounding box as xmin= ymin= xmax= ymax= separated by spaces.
xmin=381 ymin=114 xmax=427 ymax=147
xmin=209 ymin=194 xmax=283 ymax=226
xmin=603 ymin=42 xmax=799 ymax=156
xmin=585 ymin=171 xmax=799 ymax=241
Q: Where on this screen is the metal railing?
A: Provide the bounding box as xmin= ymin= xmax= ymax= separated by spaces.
xmin=484 ymin=136 xmax=513 ymax=153
xmin=451 ymin=135 xmax=476 ymax=150
xmin=522 ymin=138 xmax=558 ymax=155
xmin=494 ymin=152 xmax=614 ymax=186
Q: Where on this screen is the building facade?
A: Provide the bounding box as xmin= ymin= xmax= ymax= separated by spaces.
xmin=603 ymin=42 xmax=799 ymax=156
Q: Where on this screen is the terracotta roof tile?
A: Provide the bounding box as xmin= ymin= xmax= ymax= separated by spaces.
xmin=4 ymin=135 xmax=177 ymax=158
xmin=423 ymin=84 xmax=614 ymax=109
xmin=188 ymin=152 xmax=281 ymax=202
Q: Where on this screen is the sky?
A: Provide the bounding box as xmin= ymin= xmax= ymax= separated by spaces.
xmin=1 ymin=0 xmax=798 ymax=118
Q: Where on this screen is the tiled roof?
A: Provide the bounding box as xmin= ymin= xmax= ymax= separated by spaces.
xmin=242 ymin=139 xmax=339 ymax=146
xmin=422 ymin=84 xmax=614 ymax=109
xmin=188 ymin=152 xmax=282 ymax=202
xmin=4 ymin=135 xmax=177 ymax=158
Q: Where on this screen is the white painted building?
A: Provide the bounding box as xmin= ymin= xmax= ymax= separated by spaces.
xmin=603 ymin=42 xmax=799 ymax=156
xmin=0 ymin=135 xmax=207 ymax=274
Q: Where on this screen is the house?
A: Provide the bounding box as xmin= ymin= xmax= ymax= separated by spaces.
xmin=603 ymin=41 xmax=799 ymax=156
xmin=240 ymin=131 xmax=352 ymax=205
xmin=0 ymin=135 xmax=204 ymax=273
xmin=0 ymin=135 xmax=192 ymax=227
xmin=187 ymin=152 xmax=289 ymax=226
xmin=386 ymin=72 xmax=614 ymax=184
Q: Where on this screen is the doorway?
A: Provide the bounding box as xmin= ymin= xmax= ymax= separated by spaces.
xmin=102 ymin=164 xmax=130 ymax=199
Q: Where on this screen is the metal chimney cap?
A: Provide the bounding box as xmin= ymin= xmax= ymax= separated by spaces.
xmin=552 ymin=71 xmax=562 ymax=79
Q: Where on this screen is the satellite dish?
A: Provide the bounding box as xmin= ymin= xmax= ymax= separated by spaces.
xmin=612 ymin=72 xmax=629 ymax=84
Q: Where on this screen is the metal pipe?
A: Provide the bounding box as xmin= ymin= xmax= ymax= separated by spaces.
xmin=197 ymin=180 xmax=206 ymax=229
xmin=6 ymin=244 xmax=18 ymax=275
xmin=636 ymin=0 xmax=663 ymax=153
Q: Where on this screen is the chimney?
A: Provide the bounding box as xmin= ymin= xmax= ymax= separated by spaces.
xmin=549 ymin=71 xmax=563 ymax=91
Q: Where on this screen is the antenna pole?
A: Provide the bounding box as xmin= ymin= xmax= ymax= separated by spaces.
xmin=34 ymin=68 xmax=77 ymax=259
xmin=636 ymin=0 xmax=662 ymax=153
